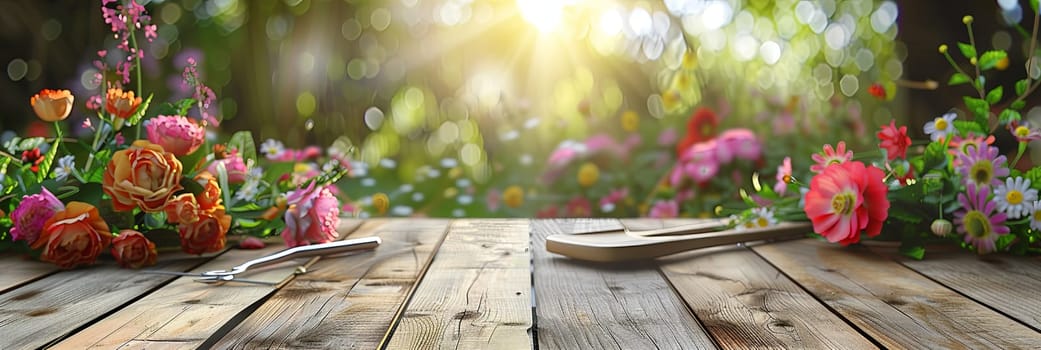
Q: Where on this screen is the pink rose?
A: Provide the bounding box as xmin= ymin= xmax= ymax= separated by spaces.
xmin=207 ymin=149 xmax=248 ymax=183
xmin=146 ymin=115 xmax=205 ymax=156
xmin=11 ymin=188 xmax=65 ymax=245
xmin=281 ymin=183 xmax=341 ymax=247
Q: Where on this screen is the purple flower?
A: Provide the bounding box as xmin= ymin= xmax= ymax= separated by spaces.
xmin=955 ymin=184 xmax=1010 ymax=254
xmin=11 ymin=188 xmax=65 ymax=245
xmin=281 ymin=183 xmax=341 ymax=247
xmin=957 ymin=144 xmax=1009 ymax=189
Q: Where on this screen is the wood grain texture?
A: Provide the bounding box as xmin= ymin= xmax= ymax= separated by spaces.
xmin=0 ymin=254 xmax=215 ymax=349
xmin=891 ymin=248 xmax=1041 ymax=330
xmin=386 ymin=219 xmax=532 ymax=350
xmin=659 ymin=245 xmax=878 ymax=349
xmin=51 ymin=220 xmax=364 ymax=350
xmin=0 ymin=255 xmax=59 ymax=294
xmin=209 ymin=218 xmax=451 ymax=349
xmin=754 ymin=239 xmax=1041 ymax=349
xmin=533 ymin=219 xmax=717 ymax=350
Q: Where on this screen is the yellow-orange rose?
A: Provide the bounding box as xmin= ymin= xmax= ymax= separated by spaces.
xmin=30 ymin=89 xmax=74 ymax=122
xmin=111 ymin=230 xmax=158 ymax=269
xmin=178 ymin=208 xmax=231 ymax=255
xmin=164 ymin=193 xmax=200 ymax=224
xmin=194 ymin=171 xmax=223 ymax=212
xmin=31 ymin=202 xmax=112 ymax=269
xmin=103 ymin=140 xmax=183 ymax=212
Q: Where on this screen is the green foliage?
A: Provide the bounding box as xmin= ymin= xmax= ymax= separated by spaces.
xmin=978 ymin=50 xmax=1007 ymax=71
xmin=228 ymin=131 xmax=257 ymax=164
xmin=985 ymin=86 xmax=1003 ymax=104
xmin=962 ymin=96 xmax=989 ymax=128
xmin=156 ymin=98 xmax=197 ymax=116
xmin=1016 ymin=78 xmax=1030 ymax=96
xmin=900 ymin=243 xmax=926 ymax=260
xmin=957 ymin=42 xmax=976 ymax=59
xmin=999 ymin=109 xmax=1022 ymax=124
xmin=948 ymin=73 xmax=970 ymax=85
xmin=126 ymin=93 xmax=154 ymax=126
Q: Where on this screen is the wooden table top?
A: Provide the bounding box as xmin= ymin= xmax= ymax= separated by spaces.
xmin=3 ymin=218 xmax=1041 ymax=349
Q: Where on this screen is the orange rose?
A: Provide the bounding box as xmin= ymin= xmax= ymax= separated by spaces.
xmin=103 ymin=140 xmax=183 ymax=212
xmin=164 ymin=193 xmax=200 ymax=224
xmin=194 ymin=171 xmax=223 ymax=212
xmin=31 ymin=202 xmax=112 ymax=269
xmin=178 ymin=208 xmax=231 ymax=254
xmin=111 ymin=230 xmax=158 ymax=268
xmin=105 ymin=88 xmax=142 ymax=120
xmin=30 ymin=89 xmax=74 ymax=122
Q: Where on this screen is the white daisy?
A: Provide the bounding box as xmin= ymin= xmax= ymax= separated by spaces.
xmin=994 ymin=176 xmax=1037 ymax=219
xmin=743 ymin=207 xmax=778 ymax=229
xmin=260 ymin=139 xmax=285 ymax=159
xmin=52 ymin=155 xmax=76 ymax=181
xmin=441 ymin=158 xmax=458 ymax=168
xmin=458 ymin=195 xmax=473 ymax=205
xmin=412 ymin=192 xmax=425 ymax=202
xmin=361 ymin=178 xmax=376 ymax=187
xmin=456 ymin=178 xmax=471 ymax=188
xmin=380 ymin=158 xmax=397 ymax=169
xmin=923 ymin=112 xmax=957 ymax=142
xmin=235 ymin=183 xmax=259 ymax=202
xmin=399 ymin=184 xmax=414 ymax=193
xmin=1029 ymin=200 xmax=1041 ymax=230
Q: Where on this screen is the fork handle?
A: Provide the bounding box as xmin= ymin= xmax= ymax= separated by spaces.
xmin=233 ymin=236 xmax=382 ymax=272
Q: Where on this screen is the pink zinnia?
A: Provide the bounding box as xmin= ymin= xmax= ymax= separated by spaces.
xmin=955 ymin=183 xmax=1009 ymax=254
xmin=810 ymin=141 xmax=853 ymax=173
xmin=146 ymin=115 xmax=205 ymax=156
xmin=281 ymin=183 xmax=341 ymax=247
xmin=11 ymin=188 xmax=65 ymax=244
xmin=804 ymin=161 xmax=889 ymax=245
xmin=648 ymin=200 xmax=679 ymax=218
xmin=877 ymin=120 xmax=911 ymax=160
xmin=774 ymin=157 xmax=792 ymax=195
xmin=715 ymin=129 xmax=761 ymax=163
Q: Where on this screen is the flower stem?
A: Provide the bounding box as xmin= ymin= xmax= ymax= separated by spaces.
xmin=127 ymin=1 xmax=143 ymax=140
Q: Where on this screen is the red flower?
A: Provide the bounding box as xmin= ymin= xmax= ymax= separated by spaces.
xmin=21 ymin=148 xmax=43 ymax=173
xmin=877 ymin=120 xmax=911 ymax=160
xmin=675 ymin=107 xmax=719 ymax=157
xmin=868 ymin=83 xmax=886 ymax=100
xmin=804 ymin=161 xmax=889 ymax=245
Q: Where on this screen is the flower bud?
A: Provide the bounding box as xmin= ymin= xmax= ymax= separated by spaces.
xmin=962 ymin=15 xmax=973 ymax=25
xmin=938 ymin=44 xmax=948 ymax=54
xmin=931 ymin=219 xmax=953 ymax=237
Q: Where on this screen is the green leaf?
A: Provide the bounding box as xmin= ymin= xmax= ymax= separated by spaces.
xmin=953 ymin=120 xmax=985 ymax=135
xmin=900 ymin=244 xmax=926 ymax=260
xmin=957 ymin=42 xmax=976 ymax=59
xmin=1032 ymin=0 xmax=1039 ymax=15
xmin=156 ymin=98 xmax=197 ymax=116
xmin=999 ymin=109 xmax=1022 ymax=124
xmin=975 ymin=75 xmax=986 ymax=90
xmin=67 ymin=182 xmax=103 ymax=204
xmin=228 ymin=131 xmax=257 ymax=164
xmin=179 ymin=176 xmax=205 ymax=195
xmin=36 ymin=128 xmax=61 ymax=183
xmin=126 ymin=93 xmax=154 ymax=127
xmin=923 ymin=142 xmax=948 ymax=170
xmin=1012 ymin=100 xmax=1027 ymax=110
xmin=979 ymin=50 xmax=1008 ymax=71
xmin=961 ymin=96 xmax=986 ymax=120
xmin=985 ymin=86 xmax=1003 ymax=104
xmin=178 ymin=145 xmax=207 ymax=175
xmin=1016 ymin=78 xmax=1030 ymax=96
xmin=948 ymin=73 xmax=971 ymax=85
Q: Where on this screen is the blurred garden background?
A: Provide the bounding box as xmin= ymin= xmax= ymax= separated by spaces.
xmin=2 ymin=0 xmax=1040 ymax=218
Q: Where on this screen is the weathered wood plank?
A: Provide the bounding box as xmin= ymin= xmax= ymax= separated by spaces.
xmin=0 ymin=255 xmax=59 ymax=294
xmin=659 ymin=245 xmax=878 ymax=349
xmin=386 ymin=219 xmax=532 ymax=350
xmin=533 ymin=219 xmax=717 ymax=350
xmin=209 ymin=218 xmax=451 ymax=349
xmin=0 ymin=254 xmax=216 ymax=349
xmin=754 ymin=239 xmax=1041 ymax=349
xmin=50 ymin=220 xmax=364 ymax=350
xmin=890 ymin=248 xmax=1041 ymax=331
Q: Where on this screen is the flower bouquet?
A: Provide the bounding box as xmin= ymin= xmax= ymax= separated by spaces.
xmin=733 ymin=11 xmax=1041 ymax=258
xmin=0 ymin=0 xmax=352 ymax=269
